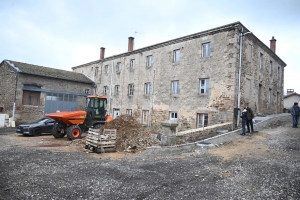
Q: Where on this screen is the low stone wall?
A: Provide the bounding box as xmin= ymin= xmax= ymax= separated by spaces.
xmin=176 ymin=122 xmax=233 ymax=144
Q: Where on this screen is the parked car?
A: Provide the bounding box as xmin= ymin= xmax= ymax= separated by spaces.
xmin=16 ymin=117 xmax=55 ymax=136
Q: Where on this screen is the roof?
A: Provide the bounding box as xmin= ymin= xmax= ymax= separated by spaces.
xmin=284 ymin=92 xmax=300 ymax=99
xmin=72 ymin=21 xmax=287 ymax=70
xmin=2 ymin=60 xmax=94 ymax=84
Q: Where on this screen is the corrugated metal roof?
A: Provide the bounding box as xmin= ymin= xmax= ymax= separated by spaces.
xmin=3 ymin=60 xmax=94 ymax=84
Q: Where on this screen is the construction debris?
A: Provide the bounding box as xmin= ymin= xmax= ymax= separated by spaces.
xmin=99 ymin=115 xmax=160 ymax=152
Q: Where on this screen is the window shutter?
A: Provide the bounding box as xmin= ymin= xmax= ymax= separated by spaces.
xmin=206 ymin=79 xmax=210 ymax=93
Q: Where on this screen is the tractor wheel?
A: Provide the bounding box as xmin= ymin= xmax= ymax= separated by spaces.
xmin=93 ymin=124 xmax=102 ymax=129
xmin=66 ymin=125 xmax=82 ymax=140
xmin=32 ymin=128 xmax=42 ymax=136
xmin=52 ymin=123 xmax=66 ymax=138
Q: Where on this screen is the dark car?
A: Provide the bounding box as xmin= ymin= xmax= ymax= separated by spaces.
xmin=16 ymin=117 xmax=55 ymax=136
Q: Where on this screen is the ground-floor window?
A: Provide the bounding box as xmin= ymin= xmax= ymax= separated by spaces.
xmin=197 ymin=113 xmax=208 ymax=128
xmin=113 ymin=108 xmax=120 ymax=119
xmin=126 ymin=109 xmax=133 ymax=116
xmin=169 ymin=111 xmax=178 ymax=120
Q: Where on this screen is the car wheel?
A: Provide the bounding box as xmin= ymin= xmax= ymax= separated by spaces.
xmin=33 ymin=128 xmax=42 ymax=136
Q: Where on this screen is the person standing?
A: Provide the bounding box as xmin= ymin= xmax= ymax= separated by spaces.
xmin=290 ymin=102 xmax=300 ymax=128
xmin=240 ymin=108 xmax=248 ymax=136
xmin=244 ymin=104 xmax=255 ymax=133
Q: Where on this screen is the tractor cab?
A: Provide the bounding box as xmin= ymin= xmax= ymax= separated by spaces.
xmin=85 ymin=95 xmax=108 ymax=127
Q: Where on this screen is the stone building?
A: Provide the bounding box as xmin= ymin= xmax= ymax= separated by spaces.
xmin=0 ymin=60 xmax=94 ymax=125
xmin=72 ymin=22 xmax=286 ymax=131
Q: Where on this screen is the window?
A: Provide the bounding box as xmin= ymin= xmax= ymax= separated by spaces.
xmin=169 ymin=112 xmax=178 ymax=120
xmin=95 ymin=67 xmax=99 ymax=76
xmin=144 ymin=82 xmax=151 ymax=95
xmin=173 ymin=49 xmax=180 ymax=62
xmin=115 ymin=85 xmax=120 ymax=96
xmin=22 ymin=90 xmax=41 ymax=106
xmin=278 ymin=66 xmax=280 ymax=81
xmin=126 ymin=109 xmax=133 ymax=116
xmin=269 ymin=89 xmax=272 ymax=103
xmin=270 ymin=61 xmax=273 ymax=76
xmin=128 ymin=84 xmax=134 ymax=96
xmin=197 ymin=113 xmax=208 ymax=128
xmin=0 ymin=107 xmax=3 ymax=112
xmin=113 ymin=108 xmax=120 ymax=119
xmin=85 ymin=89 xmax=90 ymax=94
xmin=147 ymin=55 xmax=152 ymax=67
xmin=199 ymin=78 xmax=210 ymax=94
xmin=142 ymin=110 xmax=149 ymax=126
xmin=130 ymin=59 xmax=135 ymax=70
xmin=259 ymin=53 xmax=263 ymax=69
xmin=116 ymin=62 xmax=121 ymax=73
xmin=105 ymin=65 xmax=109 ymax=74
xmin=171 ymin=80 xmax=179 ymax=95
xmin=103 ymin=86 xmax=108 ymax=96
xmin=202 ymin=43 xmax=210 ymax=57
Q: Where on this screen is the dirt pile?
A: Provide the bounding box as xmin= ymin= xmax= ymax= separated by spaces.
xmin=99 ymin=115 xmax=160 ymax=152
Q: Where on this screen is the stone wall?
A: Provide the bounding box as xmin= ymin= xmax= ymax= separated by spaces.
xmin=176 ymin=122 xmax=233 ymax=144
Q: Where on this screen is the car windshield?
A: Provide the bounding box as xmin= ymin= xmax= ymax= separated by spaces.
xmin=35 ymin=118 xmax=50 ymax=123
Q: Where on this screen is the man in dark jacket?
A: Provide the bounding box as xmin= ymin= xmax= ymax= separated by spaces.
xmin=244 ymin=104 xmax=255 ymax=133
xmin=290 ymin=102 xmax=300 ymax=128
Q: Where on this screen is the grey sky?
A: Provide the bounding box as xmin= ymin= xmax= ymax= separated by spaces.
xmin=0 ymin=0 xmax=299 ymax=93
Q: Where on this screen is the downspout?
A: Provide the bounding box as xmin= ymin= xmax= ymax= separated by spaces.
xmin=12 ymin=72 xmax=19 ymax=122
xmin=237 ymin=27 xmax=252 ymax=127
xmin=109 ymin=57 xmax=114 ymax=116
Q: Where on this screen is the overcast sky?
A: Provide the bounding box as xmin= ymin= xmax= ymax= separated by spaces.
xmin=0 ymin=0 xmax=299 ymax=94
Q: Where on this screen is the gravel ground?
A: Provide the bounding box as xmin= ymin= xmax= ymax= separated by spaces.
xmin=0 ymin=118 xmax=299 ymax=200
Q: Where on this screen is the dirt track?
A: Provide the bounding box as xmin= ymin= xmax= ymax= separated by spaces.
xmin=0 ymin=119 xmax=300 ymax=199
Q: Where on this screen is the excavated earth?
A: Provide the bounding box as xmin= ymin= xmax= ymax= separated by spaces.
xmin=0 ymin=118 xmax=300 ymax=199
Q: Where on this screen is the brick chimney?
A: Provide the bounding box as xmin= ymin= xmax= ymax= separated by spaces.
xmin=100 ymin=47 xmax=105 ymax=59
xmin=128 ymin=37 xmax=134 ymax=51
xmin=270 ymin=36 xmax=276 ymax=53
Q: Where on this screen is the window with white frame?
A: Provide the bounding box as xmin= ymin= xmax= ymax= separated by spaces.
xmin=169 ymin=112 xmax=178 ymax=120
xmin=270 ymin=61 xmax=273 ymax=76
xmin=126 ymin=109 xmax=133 ymax=116
xmin=202 ymin=43 xmax=210 ymax=57
xmin=130 ymin=59 xmax=135 ymax=70
xmin=147 ymin=55 xmax=152 ymax=67
xmin=173 ymin=49 xmax=180 ymax=62
xmin=128 ymin=84 xmax=134 ymax=96
xmin=115 ymin=85 xmax=120 ymax=96
xmin=197 ymin=113 xmax=208 ymax=128
xmin=142 ymin=110 xmax=149 ymax=126
xmin=103 ymin=86 xmax=108 ymax=95
xmin=144 ymin=82 xmax=151 ymax=95
xmin=199 ymin=78 xmax=210 ymax=94
xmin=259 ymin=53 xmax=263 ymax=69
xmin=105 ymin=65 xmax=109 ymax=74
xmin=171 ymin=80 xmax=179 ymax=95
xmin=268 ymin=88 xmax=272 ymax=103
xmin=116 ymin=62 xmax=121 ymax=73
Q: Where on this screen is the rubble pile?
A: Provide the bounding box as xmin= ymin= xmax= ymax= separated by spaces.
xmin=99 ymin=115 xmax=160 ymax=152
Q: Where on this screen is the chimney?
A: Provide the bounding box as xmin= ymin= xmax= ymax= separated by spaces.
xmin=100 ymin=47 xmax=105 ymax=59
xmin=128 ymin=37 xmax=134 ymax=51
xmin=270 ymin=36 xmax=276 ymax=53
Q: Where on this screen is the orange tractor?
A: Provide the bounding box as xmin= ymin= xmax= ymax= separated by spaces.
xmin=45 ymin=95 xmax=113 ymax=140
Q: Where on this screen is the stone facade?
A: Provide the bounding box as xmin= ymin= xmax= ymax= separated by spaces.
xmin=72 ymin=22 xmax=286 ymax=130
xmin=0 ymin=60 xmax=94 ymax=125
